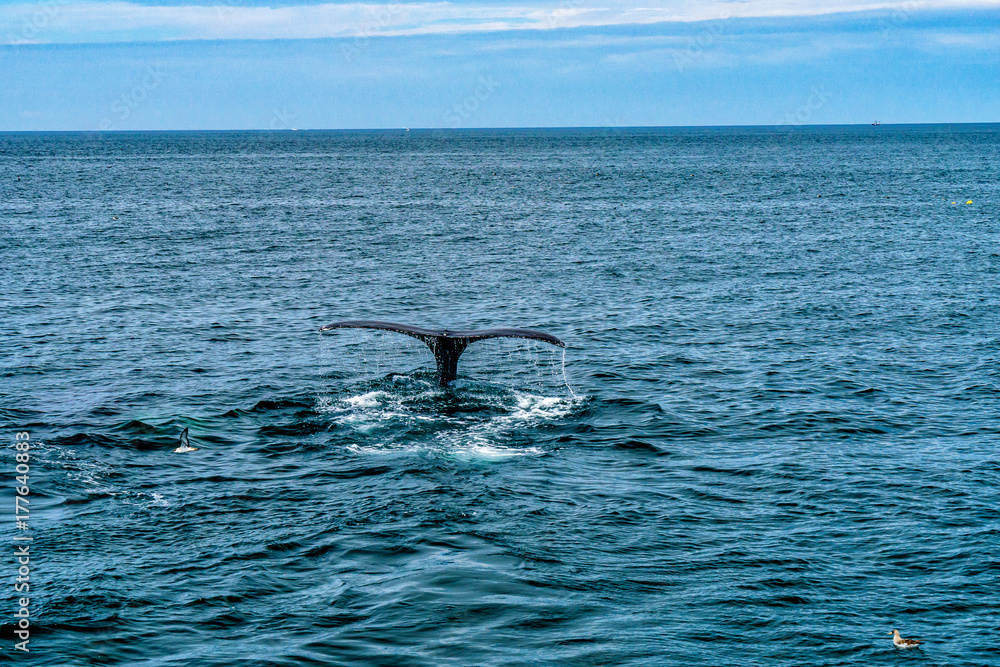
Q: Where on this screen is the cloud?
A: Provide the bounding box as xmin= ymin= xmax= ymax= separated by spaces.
xmin=2 ymin=0 xmax=999 ymax=44
xmin=931 ymin=31 xmax=1000 ymax=46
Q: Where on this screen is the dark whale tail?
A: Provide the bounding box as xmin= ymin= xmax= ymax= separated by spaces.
xmin=319 ymin=320 xmax=565 ymax=386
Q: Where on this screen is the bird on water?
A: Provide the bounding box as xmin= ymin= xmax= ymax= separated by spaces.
xmin=173 ymin=427 xmax=198 ymax=453
xmin=889 ymin=629 xmax=922 ymax=648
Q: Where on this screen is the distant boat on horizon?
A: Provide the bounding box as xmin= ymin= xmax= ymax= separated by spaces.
xmin=872 ymin=120 xmax=881 ymax=126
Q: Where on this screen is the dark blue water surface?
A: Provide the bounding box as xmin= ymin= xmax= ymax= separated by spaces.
xmin=2 ymin=125 xmax=999 ymax=666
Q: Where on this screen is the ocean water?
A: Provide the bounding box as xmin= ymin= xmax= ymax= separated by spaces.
xmin=2 ymin=125 xmax=999 ymax=666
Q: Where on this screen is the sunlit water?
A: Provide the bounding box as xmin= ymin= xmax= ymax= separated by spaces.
xmin=2 ymin=126 xmax=999 ymax=665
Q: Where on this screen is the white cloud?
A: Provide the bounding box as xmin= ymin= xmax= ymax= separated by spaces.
xmin=2 ymin=0 xmax=998 ymax=44
xmin=932 ymin=31 xmax=1000 ymax=46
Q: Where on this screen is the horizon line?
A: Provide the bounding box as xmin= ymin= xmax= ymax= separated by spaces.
xmin=3 ymin=122 xmax=999 ymax=134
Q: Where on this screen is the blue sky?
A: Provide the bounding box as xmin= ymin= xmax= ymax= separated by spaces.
xmin=1 ymin=0 xmax=997 ymax=130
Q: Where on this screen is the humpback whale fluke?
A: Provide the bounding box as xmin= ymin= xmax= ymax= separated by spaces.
xmin=319 ymin=319 xmax=566 ymax=386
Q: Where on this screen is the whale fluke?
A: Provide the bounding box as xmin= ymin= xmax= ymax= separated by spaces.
xmin=319 ymin=319 xmax=565 ymax=386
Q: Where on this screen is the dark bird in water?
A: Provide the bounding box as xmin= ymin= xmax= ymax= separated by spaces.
xmin=174 ymin=426 xmax=198 ymax=453
xmin=890 ymin=629 xmax=922 ymax=648
xmin=320 ymin=319 xmax=565 ymax=386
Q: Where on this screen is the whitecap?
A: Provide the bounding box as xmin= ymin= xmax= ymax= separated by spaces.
xmin=343 ymin=391 xmax=389 ymax=409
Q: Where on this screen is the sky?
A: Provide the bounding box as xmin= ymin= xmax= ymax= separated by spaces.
xmin=1 ymin=0 xmax=997 ymax=130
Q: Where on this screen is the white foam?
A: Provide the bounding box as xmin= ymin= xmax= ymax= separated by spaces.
xmin=512 ymin=393 xmax=571 ymax=418
xmin=317 ymin=391 xmax=389 ymax=413
xmin=319 ymin=376 xmax=583 ymax=462
xmin=66 ymin=459 xmax=115 ymax=495
xmin=347 ymin=439 xmax=543 ymax=462
xmin=448 ymin=443 xmax=544 ymax=462
xmin=317 ymin=390 xmax=415 ymax=432
xmin=344 ymin=391 xmax=388 ymax=408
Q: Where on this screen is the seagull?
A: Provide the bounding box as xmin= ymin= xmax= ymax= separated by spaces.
xmin=889 ymin=629 xmax=922 ymax=648
xmin=173 ymin=427 xmax=198 ymax=453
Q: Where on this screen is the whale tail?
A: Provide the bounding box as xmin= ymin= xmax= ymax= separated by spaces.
xmin=319 ymin=320 xmax=565 ymax=386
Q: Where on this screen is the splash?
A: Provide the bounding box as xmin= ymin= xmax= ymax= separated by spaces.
xmin=318 ymin=374 xmax=580 ymax=461
xmin=561 ymin=347 xmax=578 ymax=399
